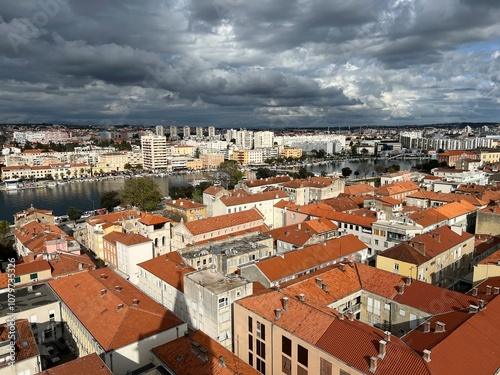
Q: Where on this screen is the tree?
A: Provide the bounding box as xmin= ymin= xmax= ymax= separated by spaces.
xmin=0 ymin=220 xmax=11 ymax=246
xmin=67 ymin=207 xmax=83 ymax=221
xmin=169 ymin=185 xmax=195 ymax=200
xmin=356 ymin=161 xmax=372 ymax=179
xmin=341 ymin=167 xmax=353 ymax=178
xmin=354 ymin=170 xmax=360 ymax=178
xmin=360 ymin=148 xmax=369 ymax=156
xmin=385 ymin=164 xmax=400 ymax=173
xmin=210 ymin=160 xmax=243 ymax=189
xmin=374 ymin=164 xmax=386 ymax=175
xmin=256 ymin=167 xmax=277 ymax=180
xmin=100 ymin=190 xmax=121 ymax=212
xmin=317 ymin=149 xmax=326 ymax=159
xmin=321 ymin=171 xmax=328 ymax=177
xmin=120 ymin=177 xmax=163 ymax=211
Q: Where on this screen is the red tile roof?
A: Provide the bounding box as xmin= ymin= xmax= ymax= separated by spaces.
xmin=86 ymin=209 xmax=141 ymax=226
xmin=375 ymin=181 xmax=419 ymax=197
xmin=48 ymin=268 xmax=184 ymax=351
xmin=115 ymin=232 xmax=152 ymax=246
xmin=409 ymin=208 xmax=448 ymax=228
xmin=321 ymin=197 xmax=359 ymax=212
xmin=35 ymin=353 xmax=112 ymax=375
xmin=343 ymin=183 xmax=377 ymax=196
xmin=203 ymin=186 xmax=225 ymax=195
xmin=325 ymin=211 xmax=376 ymax=228
xmin=183 ymin=208 xmax=264 ymax=236
xmin=152 ymin=330 xmax=259 ymax=375
xmin=266 ymin=218 xmax=337 ymax=247
xmin=434 ymin=200 xmax=477 ymax=219
xmin=15 ymin=260 xmax=52 ymax=277
xmin=220 ymin=189 xmax=288 ymax=207
xmin=48 ymin=253 xmax=96 ymax=277
xmin=0 ymin=319 xmax=39 ymax=367
xmin=138 ymin=213 xmax=171 ymax=225
xmin=138 ymin=251 xmax=195 ymax=292
xmin=254 ymin=235 xmax=366 ymax=283
xmin=244 ymin=176 xmax=292 ymax=187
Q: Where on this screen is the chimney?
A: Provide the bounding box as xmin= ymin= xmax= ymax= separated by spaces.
xmin=405 ymin=276 xmax=412 ymax=286
xmin=369 ymin=356 xmax=378 ymax=373
xmin=478 ymin=299 xmax=485 ymax=310
xmin=423 ymin=349 xmax=431 ymax=362
xmin=298 ymin=293 xmax=305 ymax=302
xmin=494 ymin=287 xmax=500 ymax=295
xmin=100 ymin=289 xmax=107 ymax=297
xmin=115 ymin=285 xmax=122 ymax=292
xmin=219 ymin=356 xmax=226 ymax=368
xmin=469 ymin=304 xmax=479 ymax=314
xmin=348 ymin=312 xmax=355 ymax=321
xmin=339 ymin=263 xmax=345 ymax=271
xmin=297 ymin=223 xmax=301 ymax=230
xmin=338 ymin=311 xmax=344 ymax=320
xmin=315 ymin=278 xmax=323 ymax=287
xmin=412 ymin=241 xmax=426 ymax=255
xmin=384 ymin=331 xmax=391 ymax=342
xmin=132 ymin=299 xmax=140 ymax=306
xmin=423 ymin=321 xmax=431 ymax=333
xmin=274 ymin=308 xmax=282 ymax=320
xmin=117 ymin=303 xmax=124 ymax=312
xmin=322 ymin=283 xmax=329 ymax=293
xmin=486 ymin=285 xmax=492 ymax=295
xmin=398 ymin=284 xmax=404 ymax=295
xmin=472 ymin=287 xmax=478 ymax=296
xmin=348 ymin=259 xmax=354 ymax=267
xmin=378 ymin=340 xmax=387 ymax=359
xmin=281 ymin=297 xmax=289 ymax=311
xmin=435 ymin=322 xmax=445 ymax=333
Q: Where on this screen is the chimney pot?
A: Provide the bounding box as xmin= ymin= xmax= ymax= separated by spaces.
xmin=274 ymin=308 xmax=282 ymax=320
xmin=469 ymin=304 xmax=479 ymax=313
xmin=100 ymin=289 xmax=107 ymax=297
xmin=348 ymin=312 xmax=354 ymax=321
xmin=281 ymin=297 xmax=289 ymax=311
xmin=472 ymin=287 xmax=478 ymax=296
xmin=117 ymin=303 xmax=124 ymax=311
xmin=378 ymin=340 xmax=387 ymax=359
xmin=219 ymin=356 xmax=226 ymax=368
xmin=338 ymin=311 xmax=344 ymax=320
xmin=486 ymin=285 xmax=492 ymax=295
xmin=405 ymin=276 xmax=412 ymax=286
xmin=322 ymin=283 xmax=329 ymax=293
xmin=494 ymin=287 xmax=500 ymax=295
xmin=132 ymin=298 xmax=139 ymax=306
xmin=369 ymin=356 xmax=378 ymax=373
xmin=478 ymin=299 xmax=485 ymax=310
xmin=398 ymin=284 xmax=404 ymax=295
xmin=423 ymin=321 xmax=431 ymax=333
xmin=384 ymin=331 xmax=391 ymax=342
xmin=298 ymin=293 xmax=305 ymax=302
xmin=315 ymin=278 xmax=323 ymax=287
xmin=339 ymin=263 xmax=345 ymax=271
xmin=435 ymin=322 xmax=445 ymax=333
xmin=423 ymin=349 xmax=431 ymax=362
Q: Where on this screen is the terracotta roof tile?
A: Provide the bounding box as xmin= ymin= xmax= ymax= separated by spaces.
xmin=48 ymin=268 xmax=184 ymax=351
xmin=409 ymin=208 xmax=448 ymax=228
xmin=15 ymin=260 xmax=52 ymax=277
xmin=325 ymin=211 xmax=376 ymax=227
xmin=321 ymin=197 xmax=359 ymax=212
xmin=244 ymin=176 xmax=292 ymax=187
xmin=343 ymin=183 xmax=377 ymax=196
xmin=35 ymin=353 xmax=112 ymax=375
xmin=265 ymin=219 xmax=337 ymax=247
xmin=152 ymin=330 xmax=259 ymax=375
xmin=166 ymin=199 xmax=206 ymax=210
xmin=48 ymin=253 xmax=96 ymax=277
xmin=138 ymin=213 xmax=171 ymax=225
xmin=220 ymin=189 xmax=288 ymax=207
xmin=138 ymin=251 xmax=195 ymax=292
xmin=434 ymin=200 xmax=477 ymax=219
xmin=0 ymin=319 xmax=39 ymax=367
xmin=115 ymin=232 xmax=152 ymax=246
xmin=183 ymin=208 xmax=264 ymax=236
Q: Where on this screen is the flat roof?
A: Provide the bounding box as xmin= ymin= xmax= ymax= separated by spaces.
xmin=0 ymin=283 xmax=59 ymax=318
xmin=186 ymin=270 xmax=249 ymax=294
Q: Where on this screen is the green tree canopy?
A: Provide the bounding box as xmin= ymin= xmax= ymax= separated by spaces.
xmin=100 ymin=190 xmax=122 ymax=212
xmin=169 ymin=185 xmax=195 ymax=200
xmin=210 ymin=160 xmax=243 ymax=189
xmin=0 ymin=220 xmax=11 ymax=246
xmin=120 ymin=177 xmax=163 ymax=211
xmin=67 ymin=207 xmax=83 ymax=221
xmin=256 ymin=167 xmax=277 ymax=180
xmin=341 ymin=167 xmax=353 ymax=178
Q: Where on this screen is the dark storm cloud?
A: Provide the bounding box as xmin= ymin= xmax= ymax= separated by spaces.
xmin=0 ymin=0 xmax=499 ymax=126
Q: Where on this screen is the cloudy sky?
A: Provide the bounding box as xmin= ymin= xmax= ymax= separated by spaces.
xmin=0 ymin=0 xmax=499 ymax=128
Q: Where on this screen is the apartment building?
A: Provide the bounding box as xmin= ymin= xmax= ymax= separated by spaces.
xmin=279 ymin=177 xmax=344 ymax=205
xmin=0 ymin=320 xmax=40 ymax=375
xmin=165 ymin=199 xmax=207 ymax=222
xmin=376 ymin=225 xmax=474 ymax=288
xmin=48 ymin=268 xmax=187 ymax=375
xmin=141 ymin=135 xmax=168 ymax=169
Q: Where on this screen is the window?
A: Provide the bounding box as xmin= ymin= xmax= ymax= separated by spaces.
xmin=248 ymin=334 xmax=253 ymax=350
xmin=374 ymin=300 xmax=381 ymax=316
xmin=367 ymin=297 xmax=373 ymax=313
xmin=248 ymin=316 xmax=253 ymax=333
xmin=218 ymin=297 xmax=228 ymax=308
xmin=29 ymin=315 xmax=37 ymax=329
xmin=257 ymin=321 xmax=265 ymax=340
xmin=44 ymin=329 xmax=53 ymax=339
xmin=320 ymin=358 xmax=332 ymax=375
xmin=256 ymin=339 xmax=266 ymax=359
xmin=256 ymin=357 xmax=266 ymax=374
xmin=297 ymin=365 xmax=308 ymax=375
xmin=384 ymin=303 xmax=390 ymax=310
xmin=393 ymin=263 xmax=399 ymax=273
xmin=14 ymin=277 xmax=20 ymax=283
xmin=399 ymin=309 xmax=406 ymax=317
xmin=340 ymin=370 xmax=351 ymax=375
xmin=297 ymin=345 xmax=308 ymax=367
xmin=249 ymin=352 xmax=253 ymax=366
xmin=282 ymin=355 xmax=292 ymax=375
xmin=30 ymin=272 xmax=38 ymax=280
xmin=49 ymin=310 xmax=55 ymax=322
xmin=282 ymin=336 xmax=292 ymax=356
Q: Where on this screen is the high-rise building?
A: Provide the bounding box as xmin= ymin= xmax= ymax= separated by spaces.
xmin=141 ymin=135 xmax=168 ymax=170
xmin=169 ymin=126 xmax=178 ymax=139
xmin=253 ymin=131 xmax=274 ymax=149
xmin=208 ymin=126 xmax=215 ymax=138
xmin=155 ymin=125 xmax=164 ymax=136
xmin=183 ymin=126 xmax=190 ymax=139
xmin=196 ymin=127 xmax=204 ymax=138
